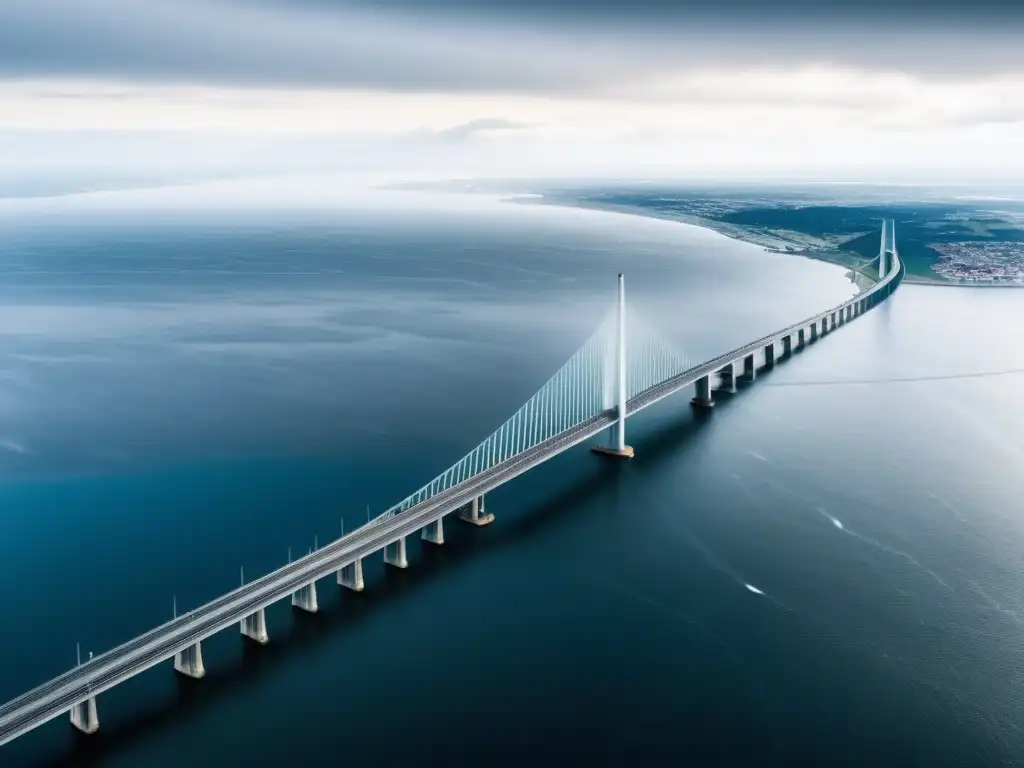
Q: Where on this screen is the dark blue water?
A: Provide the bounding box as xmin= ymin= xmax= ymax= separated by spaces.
xmin=2 ymin=181 xmax=1023 ymax=766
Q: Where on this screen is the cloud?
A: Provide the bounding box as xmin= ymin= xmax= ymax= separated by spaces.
xmin=428 ymin=119 xmax=535 ymax=142
xmin=1 ymin=0 xmax=1022 ymax=99
xmin=1 ymin=0 xmax=1023 ymax=180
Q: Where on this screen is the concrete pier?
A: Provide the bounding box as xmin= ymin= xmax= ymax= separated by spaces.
xmin=740 ymin=353 xmax=756 ymax=382
xmin=692 ymin=374 xmax=716 ymax=409
xmin=810 ymin=323 xmax=818 ymax=341
xmin=691 ymin=374 xmax=714 ymax=408
xmin=764 ymin=342 xmax=775 ymax=368
xmin=797 ymin=328 xmax=806 ymax=346
xmin=459 ymin=495 xmax=495 ymax=526
xmin=240 ymin=608 xmax=268 ymax=645
xmin=421 ymin=517 xmax=444 ymax=545
xmin=337 ymin=559 xmax=364 ymax=592
xmin=70 ymin=696 xmax=99 ymax=735
xmin=291 ymin=581 xmax=319 ymax=613
xmin=716 ymin=363 xmax=736 ymax=393
xmin=384 ymin=537 xmax=408 ymax=569
xmin=782 ymin=335 xmax=792 ymax=356
xmin=173 ymin=642 xmax=206 ymax=679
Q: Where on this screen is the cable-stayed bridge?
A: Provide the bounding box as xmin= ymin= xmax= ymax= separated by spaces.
xmin=0 ymin=222 xmax=905 ymax=750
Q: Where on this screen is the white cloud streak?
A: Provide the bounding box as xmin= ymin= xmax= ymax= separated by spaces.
xmin=0 ymin=0 xmax=1022 ymax=180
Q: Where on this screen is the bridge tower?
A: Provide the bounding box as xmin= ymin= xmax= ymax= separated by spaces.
xmin=592 ymin=273 xmax=634 ymax=458
xmin=889 ymin=218 xmax=897 ymax=274
xmin=878 ymin=219 xmax=887 ymax=278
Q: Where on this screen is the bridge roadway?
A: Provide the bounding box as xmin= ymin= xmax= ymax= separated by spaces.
xmin=0 ymin=249 xmax=903 ymax=749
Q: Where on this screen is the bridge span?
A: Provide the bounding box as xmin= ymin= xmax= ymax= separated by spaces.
xmin=0 ymin=221 xmax=904 ymax=749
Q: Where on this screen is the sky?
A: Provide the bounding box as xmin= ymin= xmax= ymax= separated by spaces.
xmin=2 ymin=0 xmax=1024 ymax=183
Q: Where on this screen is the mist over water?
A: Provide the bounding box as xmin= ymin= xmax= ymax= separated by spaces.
xmin=2 ymin=182 xmax=1023 ymax=766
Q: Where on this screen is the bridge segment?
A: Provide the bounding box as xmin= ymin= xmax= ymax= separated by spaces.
xmin=0 ymin=221 xmax=903 ymax=750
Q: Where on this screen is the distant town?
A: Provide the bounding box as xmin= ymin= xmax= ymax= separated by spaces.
xmin=929 ymin=242 xmax=1024 ymax=284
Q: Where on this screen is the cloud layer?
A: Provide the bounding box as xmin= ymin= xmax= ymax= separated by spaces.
xmin=1 ymin=0 xmax=1023 ymax=180
xmin=3 ymin=0 xmax=1023 ymax=92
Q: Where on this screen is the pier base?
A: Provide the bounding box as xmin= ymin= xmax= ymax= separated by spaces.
xmin=384 ymin=537 xmax=408 ymax=569
xmin=691 ymin=374 xmax=715 ymax=409
xmin=240 ymin=608 xmax=269 ymax=645
xmin=591 ymin=423 xmax=634 ymax=459
xmin=173 ymin=642 xmax=206 ymax=679
xmin=590 ymin=443 xmax=635 ymax=458
xmin=338 ymin=559 xmax=364 ymax=592
xmin=70 ymin=697 xmax=99 ymax=735
xmin=459 ymin=495 xmax=496 ymax=526
xmin=421 ymin=517 xmax=444 ymax=545
xmin=291 ymin=581 xmax=319 ymax=613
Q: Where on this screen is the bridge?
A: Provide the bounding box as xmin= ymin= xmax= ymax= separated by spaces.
xmin=0 ymin=220 xmax=904 ymax=749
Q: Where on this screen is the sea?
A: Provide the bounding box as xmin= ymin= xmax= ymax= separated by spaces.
xmin=1 ymin=176 xmax=1023 ymax=766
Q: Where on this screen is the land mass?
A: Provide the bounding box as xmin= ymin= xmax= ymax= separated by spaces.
xmin=528 ymin=184 xmax=1024 ymax=286
xmin=383 ymin=179 xmax=1024 ymax=285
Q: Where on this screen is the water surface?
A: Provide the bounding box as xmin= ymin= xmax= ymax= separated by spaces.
xmin=1 ymin=180 xmax=1021 ymax=766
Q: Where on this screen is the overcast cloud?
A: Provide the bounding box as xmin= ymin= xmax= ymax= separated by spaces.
xmin=1 ymin=0 xmax=1023 ymax=180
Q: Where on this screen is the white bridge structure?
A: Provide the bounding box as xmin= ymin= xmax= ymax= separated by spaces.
xmin=0 ymin=221 xmax=904 ymax=750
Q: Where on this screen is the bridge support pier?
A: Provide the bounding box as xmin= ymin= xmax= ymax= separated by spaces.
xmin=691 ymin=374 xmax=715 ymax=408
xmin=70 ymin=696 xmax=99 ymax=735
xmin=384 ymin=537 xmax=408 ymax=569
xmin=764 ymin=343 xmax=775 ymax=368
xmin=422 ymin=517 xmax=444 ymax=545
xmin=740 ymin=353 xmax=756 ymax=382
xmin=240 ymin=608 xmax=269 ymax=645
xmin=338 ymin=559 xmax=364 ymax=591
xmin=174 ymin=641 xmax=206 ymax=679
xmin=716 ymin=363 xmax=736 ymax=393
xmin=459 ymin=495 xmax=495 ymax=526
xmin=782 ymin=335 xmax=792 ymax=356
xmin=830 ymin=312 xmax=837 ymax=330
xmin=292 ymin=580 xmax=319 ymax=613
xmin=797 ymin=328 xmax=806 ymax=346
xmin=810 ymin=323 xmax=818 ymax=341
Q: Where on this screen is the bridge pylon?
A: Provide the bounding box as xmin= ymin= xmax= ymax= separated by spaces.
xmin=592 ymin=273 xmax=634 ymax=458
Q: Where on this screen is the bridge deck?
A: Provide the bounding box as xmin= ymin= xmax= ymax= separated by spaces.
xmin=0 ymin=249 xmax=904 ymax=748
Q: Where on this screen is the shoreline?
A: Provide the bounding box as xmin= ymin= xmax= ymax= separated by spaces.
xmin=527 ymin=196 xmax=1020 ymax=289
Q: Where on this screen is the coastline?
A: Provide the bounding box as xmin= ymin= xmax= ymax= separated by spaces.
xmin=525 ymin=196 xmax=1018 ymax=289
